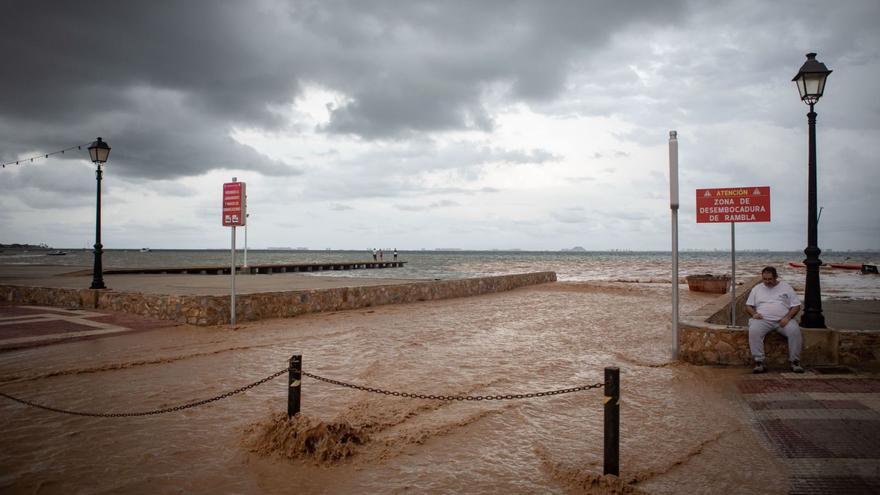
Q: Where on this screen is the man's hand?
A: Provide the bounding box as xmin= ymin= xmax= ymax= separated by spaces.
xmin=780 ymin=316 xmax=790 ymax=326
xmin=752 ymin=311 xmax=763 ymax=320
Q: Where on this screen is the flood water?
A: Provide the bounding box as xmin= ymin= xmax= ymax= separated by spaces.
xmin=3 ymin=248 xmax=877 ymax=299
xmin=0 ymin=282 xmax=788 ymax=494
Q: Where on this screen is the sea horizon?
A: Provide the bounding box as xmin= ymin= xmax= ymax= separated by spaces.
xmin=3 ymin=248 xmax=877 ymax=300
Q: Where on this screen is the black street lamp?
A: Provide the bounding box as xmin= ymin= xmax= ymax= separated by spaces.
xmin=88 ymin=137 xmax=111 ymax=290
xmin=792 ymin=53 xmax=832 ymax=328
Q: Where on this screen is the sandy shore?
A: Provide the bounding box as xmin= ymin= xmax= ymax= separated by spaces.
xmin=0 ymin=281 xmax=797 ymax=494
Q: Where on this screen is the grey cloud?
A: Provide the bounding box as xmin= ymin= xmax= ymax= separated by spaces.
xmin=1 ymin=0 xmax=687 ymax=173
xmin=329 ymin=203 xmax=354 ymax=211
xmin=2 ymin=162 xmax=96 ymax=209
xmin=395 ymin=204 xmax=427 ymax=212
xmin=395 ymin=199 xmax=460 ymax=212
xmin=596 ymin=209 xmax=650 ymax=222
xmin=336 ymin=142 xmax=560 ymax=177
xmin=558 ymin=1 xmax=879 ymax=134
xmin=551 ymin=207 xmax=591 ymax=224
xmin=312 ymin=1 xmax=685 ymax=139
xmin=293 ymin=141 xmax=557 ymax=202
xmin=148 ymin=181 xmax=198 ymax=198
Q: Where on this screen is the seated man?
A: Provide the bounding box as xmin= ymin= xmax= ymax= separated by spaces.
xmin=745 ymin=266 xmax=804 ymax=374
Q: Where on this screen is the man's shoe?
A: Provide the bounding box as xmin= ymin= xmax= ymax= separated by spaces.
xmin=753 ymin=361 xmax=767 ymax=374
xmin=791 ymin=360 xmax=805 ymax=373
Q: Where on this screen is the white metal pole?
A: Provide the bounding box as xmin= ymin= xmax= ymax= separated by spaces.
xmin=730 ymin=222 xmax=736 ymax=326
xmin=669 ymin=130 xmax=680 ymax=360
xmin=231 ymin=225 xmax=237 ymax=326
xmin=241 ymin=207 xmax=251 ymax=273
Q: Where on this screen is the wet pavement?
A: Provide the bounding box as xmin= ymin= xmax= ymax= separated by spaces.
xmin=0 ymin=304 xmax=178 ymax=351
xmin=0 ymin=264 xmax=415 ymax=295
xmin=738 ymin=371 xmax=880 ymax=494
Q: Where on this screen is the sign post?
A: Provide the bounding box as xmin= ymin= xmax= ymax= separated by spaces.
xmin=669 ymin=131 xmax=679 ymax=360
xmin=223 ymin=179 xmax=247 ymax=325
xmin=696 ymin=186 xmax=771 ymax=325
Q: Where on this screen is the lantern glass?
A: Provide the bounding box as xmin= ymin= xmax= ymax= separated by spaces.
xmin=792 ymin=53 xmax=831 ymax=104
xmin=88 ymin=138 xmax=111 ymax=164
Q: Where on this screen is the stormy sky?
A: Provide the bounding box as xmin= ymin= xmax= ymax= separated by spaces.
xmin=1 ymin=0 xmax=878 ymax=251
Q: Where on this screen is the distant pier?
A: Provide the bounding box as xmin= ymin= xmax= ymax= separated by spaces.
xmin=63 ymin=260 xmax=406 ymax=276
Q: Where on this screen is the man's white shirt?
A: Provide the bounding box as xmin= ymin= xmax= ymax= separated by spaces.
xmin=746 ymin=281 xmax=801 ymax=321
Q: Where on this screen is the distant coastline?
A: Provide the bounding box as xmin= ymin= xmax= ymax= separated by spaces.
xmin=0 ymin=243 xmax=54 ymax=250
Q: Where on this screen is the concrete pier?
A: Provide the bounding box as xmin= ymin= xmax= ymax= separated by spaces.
xmin=60 ymin=260 xmax=407 ymax=276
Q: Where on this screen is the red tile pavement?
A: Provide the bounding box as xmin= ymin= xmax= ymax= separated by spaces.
xmin=791 ymin=476 xmax=880 ymax=495
xmin=749 ymin=399 xmax=870 ymax=410
xmin=0 ymin=305 xmax=83 ymax=317
xmin=738 ymin=377 xmax=880 ymax=394
xmin=0 ymin=305 xmax=180 ymax=351
xmin=1 ymin=320 xmax=100 ymax=338
xmin=739 ymin=373 xmax=880 ymax=494
xmin=758 ymin=419 xmax=880 ymax=459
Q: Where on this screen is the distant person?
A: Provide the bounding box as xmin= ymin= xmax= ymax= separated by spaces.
xmin=393 ymin=248 xmax=398 ymax=260
xmin=372 ymin=248 xmax=377 ymax=261
xmin=745 ymin=266 xmax=804 ymax=374
xmin=379 ymin=249 xmax=383 ymax=261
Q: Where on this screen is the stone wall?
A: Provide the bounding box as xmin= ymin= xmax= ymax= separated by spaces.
xmin=679 ymin=280 xmax=878 ymax=369
xmin=839 ymin=330 xmax=880 ymax=366
xmin=0 ymin=285 xmax=98 ymax=309
xmin=1 ymin=271 xmax=557 ymax=326
xmin=678 ymin=322 xmax=838 ymax=366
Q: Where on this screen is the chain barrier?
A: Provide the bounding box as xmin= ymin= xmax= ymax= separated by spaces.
xmin=301 ymin=370 xmax=604 ymax=401
xmin=0 ymin=368 xmax=287 ymax=417
xmin=0 ymin=364 xmax=603 ymax=417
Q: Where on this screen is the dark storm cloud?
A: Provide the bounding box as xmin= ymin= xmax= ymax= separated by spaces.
xmin=314 ymin=0 xmax=686 ymax=138
xmin=1 ymin=1 xmax=303 ymax=179
xmin=1 ymin=0 xmax=684 ymax=181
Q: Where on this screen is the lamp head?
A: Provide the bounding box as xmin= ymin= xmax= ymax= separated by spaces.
xmin=88 ymin=137 xmax=111 ymax=164
xmin=792 ymin=52 xmax=832 ymax=105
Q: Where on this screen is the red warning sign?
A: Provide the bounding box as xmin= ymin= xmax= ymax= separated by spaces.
xmin=696 ymin=186 xmax=770 ymax=223
xmin=222 ymin=182 xmax=246 ymax=226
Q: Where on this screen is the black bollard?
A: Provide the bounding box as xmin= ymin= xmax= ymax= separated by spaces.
xmin=603 ymin=367 xmax=620 ymax=476
xmin=288 ymin=354 xmax=302 ymax=417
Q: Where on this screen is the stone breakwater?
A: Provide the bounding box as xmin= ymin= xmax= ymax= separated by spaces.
xmin=0 ymin=272 xmax=557 ymax=326
xmin=678 ymin=276 xmax=880 ymax=368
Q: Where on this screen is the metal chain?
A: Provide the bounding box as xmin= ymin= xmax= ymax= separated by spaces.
xmin=300 ymin=370 xmax=603 ymax=401
xmin=0 ymin=368 xmax=288 ymax=417
xmin=1 ymin=365 xmax=604 ymax=417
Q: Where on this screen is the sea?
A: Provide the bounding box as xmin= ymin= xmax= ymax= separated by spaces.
xmin=2 ymin=248 xmax=877 ymax=300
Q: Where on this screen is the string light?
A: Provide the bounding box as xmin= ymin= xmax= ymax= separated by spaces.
xmin=1 ymin=143 xmax=88 ymax=169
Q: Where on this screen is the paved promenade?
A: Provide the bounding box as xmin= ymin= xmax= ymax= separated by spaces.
xmin=0 ymin=264 xmax=415 ymax=295
xmin=738 ymin=372 xmax=880 ymax=494
xmin=0 ymin=304 xmax=176 ymax=351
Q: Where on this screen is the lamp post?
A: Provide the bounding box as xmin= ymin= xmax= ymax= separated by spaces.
xmin=88 ymin=137 xmax=111 ymax=290
xmin=792 ymin=53 xmax=832 ymax=328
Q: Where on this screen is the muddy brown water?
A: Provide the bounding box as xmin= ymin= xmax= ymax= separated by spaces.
xmin=0 ymin=282 xmax=788 ymax=494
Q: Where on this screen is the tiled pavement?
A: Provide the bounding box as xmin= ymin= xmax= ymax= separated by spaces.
xmin=738 ymin=372 xmax=880 ymax=494
xmin=0 ymin=305 xmax=176 ymax=351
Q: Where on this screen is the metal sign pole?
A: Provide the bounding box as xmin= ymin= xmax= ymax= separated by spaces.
xmin=231 ymin=225 xmax=237 ymax=326
xmin=730 ymin=222 xmax=736 ymax=326
xmin=669 ymin=131 xmax=679 ymax=359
